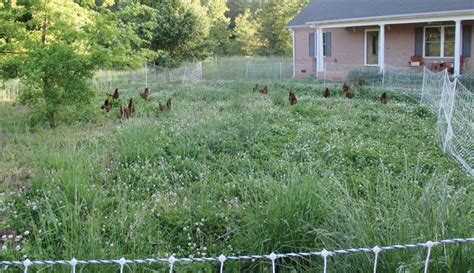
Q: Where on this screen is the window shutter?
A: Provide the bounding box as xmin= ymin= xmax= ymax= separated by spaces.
xmin=314 ymin=32 xmax=318 ymax=57
xmin=325 ymin=32 xmax=332 ymax=57
xmin=415 ymin=27 xmax=423 ymax=56
xmin=463 ymin=25 xmax=472 ymax=58
xmin=309 ymin=32 xmax=315 ymax=57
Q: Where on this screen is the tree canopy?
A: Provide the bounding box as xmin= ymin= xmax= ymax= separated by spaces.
xmin=0 ymin=0 xmax=309 ymax=125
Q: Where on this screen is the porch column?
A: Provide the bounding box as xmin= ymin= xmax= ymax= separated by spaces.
xmin=316 ymin=27 xmax=325 ymax=73
xmin=291 ymin=29 xmax=295 ymax=77
xmin=378 ymin=24 xmax=385 ymax=74
xmin=454 ymin=20 xmax=462 ymax=77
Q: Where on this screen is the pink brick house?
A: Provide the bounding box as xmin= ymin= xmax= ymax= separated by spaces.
xmin=287 ymin=0 xmax=474 ymax=79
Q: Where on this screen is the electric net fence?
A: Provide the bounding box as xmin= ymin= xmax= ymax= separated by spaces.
xmin=1 ymin=238 xmax=472 ymax=273
xmin=2 ymin=61 xmax=473 ymax=271
xmin=420 ymin=67 xmax=474 ymax=176
xmin=0 ymin=79 xmax=21 ymax=102
xmin=89 ymin=61 xmax=473 ymax=176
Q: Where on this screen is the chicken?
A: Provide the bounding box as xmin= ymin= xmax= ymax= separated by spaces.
xmin=342 ymin=83 xmax=350 ymax=92
xmin=323 ymin=88 xmax=330 ymax=98
xmin=100 ymin=97 xmax=111 ymax=112
xmin=166 ymin=98 xmax=172 ymax=111
xmin=345 ymin=91 xmax=354 ymax=99
xmin=252 ymin=84 xmax=259 ymax=92
xmin=258 ymin=85 xmax=268 ymax=95
xmin=140 ymin=88 xmax=149 ymax=100
xmin=380 ymin=92 xmax=387 ymax=104
xmin=159 ymin=102 xmax=166 ymax=112
xmin=288 ymin=91 xmax=297 ymax=105
xmin=128 ymin=98 xmax=135 ymax=116
xmin=120 ymin=105 xmax=130 ymax=119
xmin=109 ymin=88 xmax=120 ymax=99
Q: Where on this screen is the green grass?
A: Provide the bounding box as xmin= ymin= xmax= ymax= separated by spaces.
xmin=0 ymin=78 xmax=473 ymax=272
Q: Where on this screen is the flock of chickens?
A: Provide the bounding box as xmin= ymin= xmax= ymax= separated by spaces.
xmin=101 ymin=83 xmax=388 ymax=117
xmin=100 ymin=88 xmax=172 ymax=118
xmin=254 ymin=83 xmax=388 ymax=105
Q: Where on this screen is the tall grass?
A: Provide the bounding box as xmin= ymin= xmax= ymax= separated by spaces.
xmin=0 ymin=73 xmax=472 ymax=272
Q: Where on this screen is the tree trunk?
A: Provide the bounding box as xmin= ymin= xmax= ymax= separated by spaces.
xmin=41 ymin=15 xmax=48 ymax=46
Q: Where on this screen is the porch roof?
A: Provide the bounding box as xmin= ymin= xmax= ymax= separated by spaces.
xmin=287 ymin=0 xmax=474 ymax=27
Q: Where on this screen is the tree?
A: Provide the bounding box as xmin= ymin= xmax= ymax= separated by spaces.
xmin=256 ymin=0 xmax=309 ymax=55
xmin=231 ymin=9 xmax=260 ymax=55
xmin=21 ymin=43 xmax=94 ymax=126
xmin=116 ymin=3 xmax=158 ymax=50
xmin=151 ymin=0 xmax=210 ymax=66
xmin=201 ymin=0 xmax=231 ymax=56
xmin=0 ymin=0 xmax=128 ymax=125
xmin=87 ymin=7 xmax=155 ymax=69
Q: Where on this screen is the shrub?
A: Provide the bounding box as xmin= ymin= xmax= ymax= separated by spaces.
xmin=20 ymin=43 xmax=95 ymax=126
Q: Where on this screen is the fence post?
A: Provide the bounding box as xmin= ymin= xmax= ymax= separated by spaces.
xmin=182 ymin=67 xmax=187 ymax=84
xmin=199 ymin=62 xmax=203 ymax=81
xmin=145 ymin=62 xmax=148 ymax=88
xmin=443 ymin=79 xmax=457 ymax=152
xmin=245 ymin=63 xmax=249 ymax=81
xmin=279 ymin=62 xmax=282 ymax=81
xmin=437 ymin=70 xmax=448 ymax=122
xmin=420 ymin=67 xmax=427 ymax=103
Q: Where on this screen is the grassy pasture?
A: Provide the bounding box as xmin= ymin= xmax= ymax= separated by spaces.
xmin=0 ymin=73 xmax=473 ymax=272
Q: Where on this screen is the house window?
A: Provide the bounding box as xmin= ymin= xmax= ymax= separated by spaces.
xmin=424 ymin=26 xmax=455 ymax=57
xmin=309 ymin=32 xmax=327 ymax=57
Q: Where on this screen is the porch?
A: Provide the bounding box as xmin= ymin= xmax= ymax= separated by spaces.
xmin=304 ymin=13 xmax=474 ymax=81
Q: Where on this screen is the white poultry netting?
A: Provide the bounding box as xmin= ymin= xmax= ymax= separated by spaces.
xmin=244 ymin=62 xmax=293 ymax=81
xmin=322 ymin=63 xmax=472 ymax=176
xmin=0 ymin=79 xmax=21 ymax=102
xmin=89 ymin=61 xmax=473 ymax=176
xmin=92 ymin=62 xmax=203 ymax=92
xmin=181 ymin=61 xmax=203 ymax=83
xmin=421 ymin=67 xmax=473 ymax=176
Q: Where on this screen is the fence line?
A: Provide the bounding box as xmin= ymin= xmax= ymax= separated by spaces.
xmin=0 ymin=78 xmax=21 ymax=102
xmin=90 ymin=62 xmax=473 ymax=177
xmin=421 ymin=67 xmax=473 ymax=176
xmin=1 ymin=238 xmax=472 ymax=273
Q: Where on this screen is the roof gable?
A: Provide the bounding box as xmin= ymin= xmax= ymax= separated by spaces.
xmin=288 ymin=0 xmax=474 ymax=27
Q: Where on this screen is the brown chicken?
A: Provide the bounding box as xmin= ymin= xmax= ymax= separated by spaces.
xmin=140 ymin=88 xmax=149 ymax=100
xmin=342 ymin=83 xmax=350 ymax=92
xmin=100 ymin=97 xmax=111 ymax=112
xmin=253 ymin=84 xmax=259 ymax=92
xmin=120 ymin=105 xmax=130 ymax=119
xmin=323 ymin=88 xmax=330 ymax=98
xmin=345 ymin=91 xmax=354 ymax=99
xmin=258 ymin=86 xmax=268 ymax=95
xmin=380 ymin=92 xmax=387 ymax=104
xmin=159 ymin=102 xmax=166 ymax=112
xmin=288 ymin=91 xmax=297 ymax=105
xmin=109 ymin=88 xmax=119 ymax=99
xmin=166 ymin=98 xmax=172 ymax=111
xmin=128 ymin=98 xmax=135 ymax=115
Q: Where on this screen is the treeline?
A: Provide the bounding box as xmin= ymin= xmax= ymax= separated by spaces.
xmin=1 ymin=0 xmax=308 ymax=67
xmin=0 ymin=0 xmax=307 ymax=125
